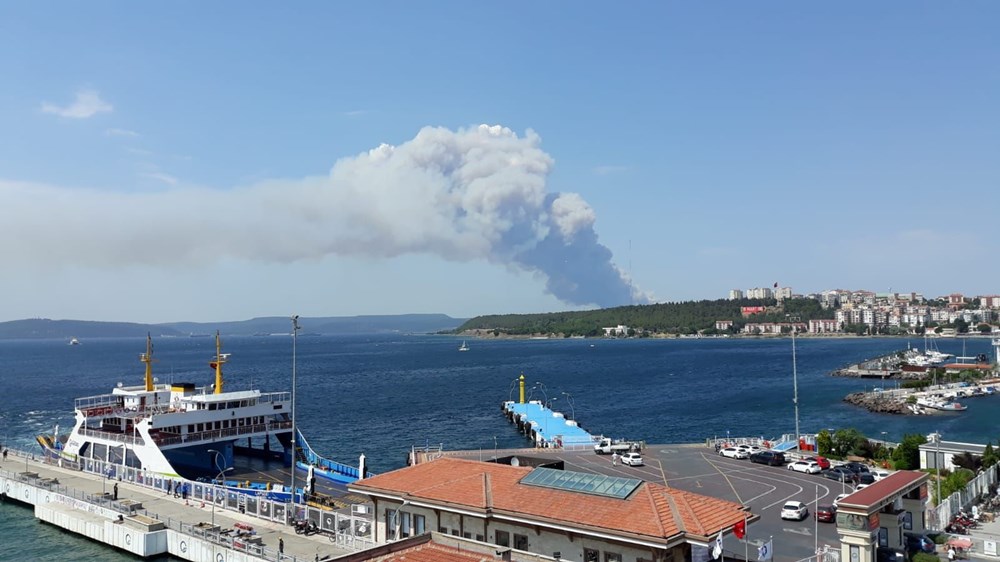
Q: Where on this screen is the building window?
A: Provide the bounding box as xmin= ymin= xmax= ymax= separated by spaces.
xmin=414 ymin=514 xmax=425 ymax=535
xmin=401 ymin=512 xmax=411 ymax=538
xmin=584 ymin=549 xmax=599 ymax=562
xmin=385 ymin=509 xmax=398 ymax=540
xmin=513 ymin=534 xmax=528 ymax=550
xmin=495 ymin=530 xmax=510 ymax=547
xmin=463 ymin=532 xmax=472 ymax=539
xmin=604 ymin=552 xmax=622 ymax=562
xmin=476 ymin=534 xmax=484 ymax=542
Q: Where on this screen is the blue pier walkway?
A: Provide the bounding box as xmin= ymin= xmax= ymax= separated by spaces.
xmin=501 ymin=400 xmax=596 ymax=449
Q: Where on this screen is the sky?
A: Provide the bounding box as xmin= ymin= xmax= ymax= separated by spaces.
xmin=1 ymin=3 xmax=998 ymax=323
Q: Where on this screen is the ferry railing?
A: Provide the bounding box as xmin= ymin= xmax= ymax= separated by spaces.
xmin=78 ymin=428 xmax=145 ymax=446
xmin=153 ymin=420 xmax=293 ymax=447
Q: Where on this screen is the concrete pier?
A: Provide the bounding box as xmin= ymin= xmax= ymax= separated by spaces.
xmin=0 ymin=449 xmax=373 ymax=561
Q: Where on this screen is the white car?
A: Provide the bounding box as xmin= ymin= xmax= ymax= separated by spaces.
xmin=833 ymin=493 xmax=850 ymax=508
xmin=621 ymin=452 xmax=644 ymax=466
xmin=720 ymin=447 xmax=749 ymax=459
xmin=855 ymin=484 xmax=869 ymax=492
xmin=780 ymin=501 xmax=808 ymax=521
xmin=872 ymin=469 xmax=891 ymax=481
xmin=787 ymin=460 xmax=821 ymax=474
xmin=737 ymin=444 xmax=762 ymax=454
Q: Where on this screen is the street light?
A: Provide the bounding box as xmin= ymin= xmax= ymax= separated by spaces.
xmin=561 ymin=392 xmax=575 ymax=420
xmin=929 ymin=432 xmax=942 ymax=506
xmin=207 ymin=449 xmax=234 ymax=527
xmin=290 ymin=315 xmax=300 ymax=508
xmin=389 ymin=500 xmax=410 ymax=542
xmin=787 ymin=315 xmax=801 ymax=451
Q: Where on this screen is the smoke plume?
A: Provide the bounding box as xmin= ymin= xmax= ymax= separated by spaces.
xmin=1 ymin=124 xmax=646 ymax=308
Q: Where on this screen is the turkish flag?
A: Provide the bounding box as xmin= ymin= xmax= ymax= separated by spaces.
xmin=733 ymin=519 xmax=746 ymax=539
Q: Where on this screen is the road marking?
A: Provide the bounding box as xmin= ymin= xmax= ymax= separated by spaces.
xmin=701 ymin=452 xmax=747 ymax=505
xmin=783 ymin=527 xmax=813 ymax=536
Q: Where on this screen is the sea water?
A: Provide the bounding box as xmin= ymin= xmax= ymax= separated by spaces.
xmin=0 ymin=334 xmax=996 ymax=559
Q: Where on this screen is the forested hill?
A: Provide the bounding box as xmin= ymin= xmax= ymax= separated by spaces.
xmin=457 ymin=298 xmax=833 ymax=336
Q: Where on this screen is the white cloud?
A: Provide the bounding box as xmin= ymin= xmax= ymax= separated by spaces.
xmin=41 ymin=89 xmax=113 ymax=119
xmin=0 ymin=124 xmax=644 ymax=307
xmin=126 ymin=147 xmax=154 ymax=156
xmin=106 ymin=128 xmax=139 ymax=137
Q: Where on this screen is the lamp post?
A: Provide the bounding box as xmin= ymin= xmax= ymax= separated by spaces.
xmin=787 ymin=315 xmax=801 ymax=451
xmin=389 ymin=500 xmax=410 ymax=542
xmin=290 ymin=315 xmax=300 ymax=508
xmin=930 ymin=432 xmax=942 ymax=505
xmin=561 ymin=392 xmax=575 ymax=420
xmin=493 ymin=436 xmax=498 ymax=461
xmin=207 ymin=449 xmax=233 ymax=527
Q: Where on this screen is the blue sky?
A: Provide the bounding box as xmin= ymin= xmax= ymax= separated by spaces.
xmin=1 ymin=3 xmax=997 ymax=323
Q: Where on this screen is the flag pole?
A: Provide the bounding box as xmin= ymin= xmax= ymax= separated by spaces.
xmin=743 ymin=511 xmax=748 ymax=562
xmin=814 ymin=484 xmax=819 ymax=555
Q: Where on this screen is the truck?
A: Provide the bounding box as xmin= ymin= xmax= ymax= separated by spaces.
xmin=594 ymin=437 xmax=641 ymax=455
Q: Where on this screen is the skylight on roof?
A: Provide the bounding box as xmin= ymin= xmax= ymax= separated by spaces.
xmin=520 ymin=467 xmax=642 ymax=499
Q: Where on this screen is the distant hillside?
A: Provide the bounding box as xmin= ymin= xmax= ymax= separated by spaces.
xmin=0 ymin=319 xmax=184 ymax=339
xmin=0 ymin=314 xmax=467 ymax=339
xmin=457 ymin=298 xmax=832 ymax=336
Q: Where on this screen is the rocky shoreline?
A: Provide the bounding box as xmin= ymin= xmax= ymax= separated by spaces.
xmin=842 ymin=391 xmax=912 ymax=415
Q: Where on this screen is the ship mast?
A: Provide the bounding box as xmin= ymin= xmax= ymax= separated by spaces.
xmin=141 ymin=333 xmax=155 ymax=392
xmin=212 ymin=331 xmax=228 ymax=394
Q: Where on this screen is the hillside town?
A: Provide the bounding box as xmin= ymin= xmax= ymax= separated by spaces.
xmin=716 ymin=287 xmax=1000 ymax=336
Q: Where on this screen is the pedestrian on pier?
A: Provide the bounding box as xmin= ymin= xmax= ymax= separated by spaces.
xmin=611 ymin=452 xmax=619 ymax=466
xmin=2 ymin=448 xmax=7 ymax=461
xmin=279 ymin=537 xmax=284 ymax=554
xmin=113 ymin=482 xmax=118 ymax=501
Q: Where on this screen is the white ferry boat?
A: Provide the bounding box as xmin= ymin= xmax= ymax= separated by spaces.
xmin=36 ymin=333 xmax=365 ymax=489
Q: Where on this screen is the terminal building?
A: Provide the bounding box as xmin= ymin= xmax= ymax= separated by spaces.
xmin=349 ymin=457 xmax=754 ymax=562
xmin=833 ymin=471 xmax=930 ymax=562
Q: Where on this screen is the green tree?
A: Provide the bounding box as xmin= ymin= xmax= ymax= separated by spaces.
xmin=891 ymin=433 xmax=927 ymax=470
xmin=984 ymin=443 xmax=998 ymax=469
xmin=954 ymin=318 xmax=970 ymax=334
xmin=951 ymin=452 xmax=983 ymax=472
xmin=832 ymin=428 xmax=865 ymax=457
xmin=979 ymin=324 xmax=993 ymax=335
xmin=817 ymin=429 xmax=833 ymax=457
xmin=936 ymin=468 xmax=975 ymax=505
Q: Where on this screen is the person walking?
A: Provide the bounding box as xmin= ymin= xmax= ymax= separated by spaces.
xmin=948 ymin=546 xmax=956 ymax=562
xmin=278 ymin=537 xmax=284 ymax=554
xmin=612 ymin=452 xmax=619 ymax=466
xmin=113 ymin=482 xmax=118 ymax=501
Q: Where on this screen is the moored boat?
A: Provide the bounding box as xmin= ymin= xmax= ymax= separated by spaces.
xmin=36 ymin=332 xmax=366 ymax=497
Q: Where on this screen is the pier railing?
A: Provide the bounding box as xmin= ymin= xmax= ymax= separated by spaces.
xmin=4 ymin=447 xmax=376 ymax=559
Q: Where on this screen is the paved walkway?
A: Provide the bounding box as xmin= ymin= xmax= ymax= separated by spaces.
xmin=1 ymin=452 xmax=353 ymax=562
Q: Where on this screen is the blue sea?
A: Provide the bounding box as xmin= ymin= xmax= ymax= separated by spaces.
xmin=1 ymin=334 xmax=997 ymax=560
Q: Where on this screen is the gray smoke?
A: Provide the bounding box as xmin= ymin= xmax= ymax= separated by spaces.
xmin=0 ymin=124 xmax=646 ymax=308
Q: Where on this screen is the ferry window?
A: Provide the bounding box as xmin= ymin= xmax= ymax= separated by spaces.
xmin=197 ymin=423 xmax=203 ymax=432
xmin=187 ymin=425 xmax=194 ymax=433
xmin=209 ymin=403 xmax=217 ymax=410
xmin=513 ymin=534 xmax=528 ymax=550
xmin=414 ymin=514 xmax=425 ymax=535
xmin=584 ymin=548 xmax=599 ymax=562
xmin=603 ymin=552 xmax=622 ymax=562
xmin=495 ymin=530 xmax=510 ymax=547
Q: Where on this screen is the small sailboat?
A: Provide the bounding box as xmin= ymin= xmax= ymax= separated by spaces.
xmin=459 ymin=340 xmax=470 ymax=352
xmin=69 ymin=337 xmax=80 ymax=346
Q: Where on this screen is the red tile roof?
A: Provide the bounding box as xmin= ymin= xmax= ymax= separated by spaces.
xmin=351 ymin=458 xmax=750 ymax=542
xmin=838 ymin=471 xmax=928 ymax=510
xmin=372 ymin=543 xmax=492 ymax=562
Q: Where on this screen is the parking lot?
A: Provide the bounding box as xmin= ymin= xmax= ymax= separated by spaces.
xmin=452 ymin=443 xmax=859 ymax=562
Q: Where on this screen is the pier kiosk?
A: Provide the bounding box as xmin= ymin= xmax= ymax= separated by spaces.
xmin=835 ymin=471 xmax=929 ymax=562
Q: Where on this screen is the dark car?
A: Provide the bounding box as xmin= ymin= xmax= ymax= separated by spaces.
xmin=904 ymin=533 xmax=936 ymax=554
xmin=842 ymin=462 xmax=871 ymax=474
xmin=815 ymin=504 xmax=836 ymax=523
xmin=876 ymin=547 xmax=907 ymax=562
xmin=858 ymin=472 xmax=876 ymax=485
xmin=823 ymin=467 xmax=859 ymax=483
xmin=750 ymin=451 xmax=786 ymax=466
